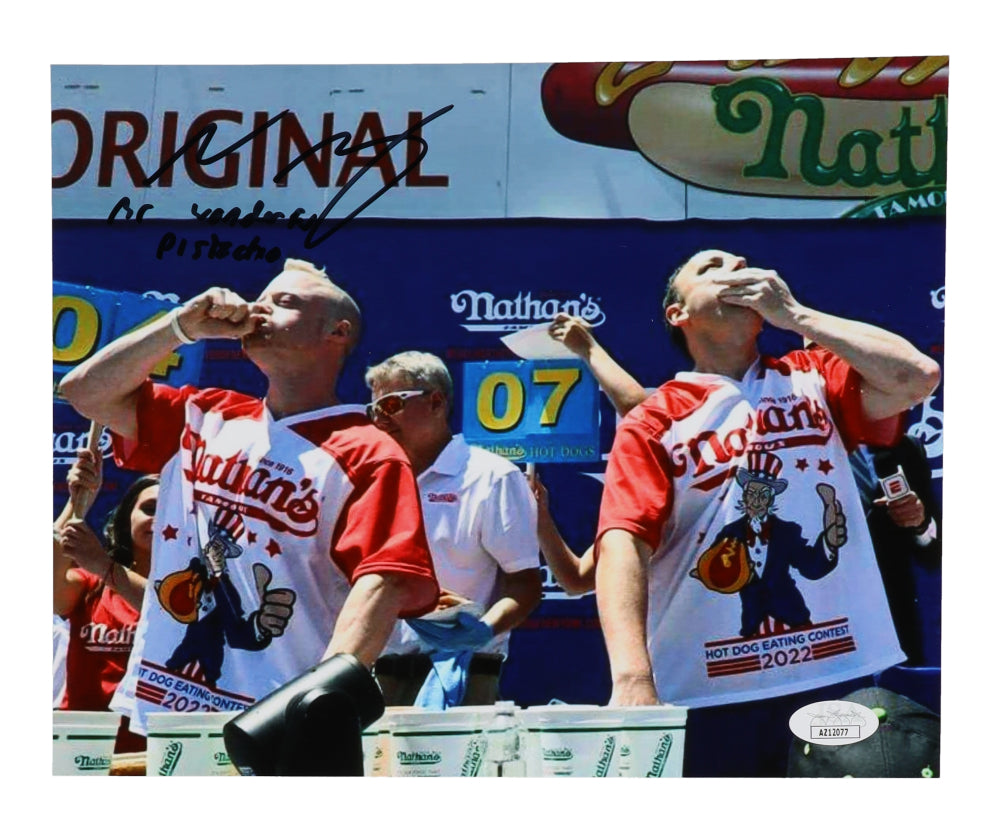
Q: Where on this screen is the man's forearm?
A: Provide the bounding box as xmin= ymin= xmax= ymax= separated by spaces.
xmin=581 ymin=344 xmax=648 ymax=418
xmin=595 ymin=530 xmax=655 ymax=690
xmin=59 ymin=314 xmax=183 ymax=438
xmin=481 ymin=569 xmax=543 ymax=635
xmin=324 ymin=573 xmax=407 ymax=668
xmin=793 ymin=307 xmax=940 ymax=418
xmin=538 ymin=514 xmax=594 ymax=596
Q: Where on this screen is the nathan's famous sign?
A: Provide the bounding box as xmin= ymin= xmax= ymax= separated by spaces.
xmin=541 ymin=58 xmax=947 ymax=218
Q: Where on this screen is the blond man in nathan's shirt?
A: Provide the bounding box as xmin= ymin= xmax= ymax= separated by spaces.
xmin=59 ymin=259 xmax=439 ymax=734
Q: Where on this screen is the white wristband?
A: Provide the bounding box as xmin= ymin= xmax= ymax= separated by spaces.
xmin=914 ymin=516 xmax=938 ymax=547
xmin=169 ymin=308 xmax=196 ymax=345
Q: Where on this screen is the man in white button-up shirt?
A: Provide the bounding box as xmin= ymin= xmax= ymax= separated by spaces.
xmin=365 ymin=351 xmax=543 ymax=705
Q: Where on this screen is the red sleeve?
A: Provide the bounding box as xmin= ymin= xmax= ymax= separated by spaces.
xmin=800 ymin=348 xmax=904 ymax=451
xmin=67 ymin=567 xmax=101 ymax=596
xmin=330 ymin=458 xmax=439 ymax=618
xmin=111 ymin=381 xmax=198 ymax=473
xmin=595 ymin=419 xmax=673 ymax=560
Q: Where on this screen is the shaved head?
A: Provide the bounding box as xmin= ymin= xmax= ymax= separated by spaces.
xmin=279 ymin=260 xmax=362 ymax=351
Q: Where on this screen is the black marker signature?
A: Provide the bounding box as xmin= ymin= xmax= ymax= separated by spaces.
xmin=140 ymin=105 xmax=454 ymax=248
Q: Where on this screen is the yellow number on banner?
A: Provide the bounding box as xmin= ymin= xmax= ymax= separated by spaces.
xmin=53 ymin=296 xmax=100 ymax=363
xmin=121 ymin=311 xmax=182 ymax=377
xmin=477 ymin=372 xmax=525 ymax=431
xmin=533 ymin=367 xmax=582 ymax=427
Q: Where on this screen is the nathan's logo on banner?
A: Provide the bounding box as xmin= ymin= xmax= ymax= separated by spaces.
xmin=541 ymin=58 xmax=947 ymax=215
xmin=53 ymin=428 xmax=113 ymax=466
xmin=451 ymin=290 xmax=605 ymax=333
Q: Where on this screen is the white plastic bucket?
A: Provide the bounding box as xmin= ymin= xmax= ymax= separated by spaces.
xmin=363 ymin=706 xmax=425 ymax=777
xmin=448 ymin=705 xmax=503 ymax=777
xmin=146 ymin=711 xmax=242 ymax=776
xmin=389 ymin=707 xmax=494 ymax=777
xmin=523 ymin=705 xmax=622 ymax=777
xmin=53 ymin=711 xmax=121 ymax=776
xmin=604 ymin=705 xmax=688 ymax=778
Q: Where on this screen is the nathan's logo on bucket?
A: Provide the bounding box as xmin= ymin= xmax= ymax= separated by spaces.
xmin=213 ymin=751 xmax=231 ymax=767
xmin=74 ymin=754 xmax=112 ymax=772
xmin=645 ymin=733 xmax=673 ymax=778
xmin=158 ymin=741 xmax=183 ymax=776
xmin=451 ymin=290 xmax=606 ymax=333
xmin=461 ymin=737 xmax=487 ymax=777
xmin=594 ymin=736 xmax=617 ymax=777
xmin=542 ymin=747 xmax=573 ymax=762
xmin=541 ymin=58 xmax=948 ymax=216
xmin=396 ymin=750 xmax=443 ymax=766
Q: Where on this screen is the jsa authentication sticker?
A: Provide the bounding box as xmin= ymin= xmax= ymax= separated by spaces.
xmin=788 ymin=700 xmax=881 ymax=746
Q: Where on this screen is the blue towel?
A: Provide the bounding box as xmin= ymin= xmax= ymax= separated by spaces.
xmin=414 ymin=650 xmax=474 ymax=709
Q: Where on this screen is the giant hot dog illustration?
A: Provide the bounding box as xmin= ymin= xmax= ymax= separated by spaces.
xmin=540 ymin=59 xmax=948 ymax=201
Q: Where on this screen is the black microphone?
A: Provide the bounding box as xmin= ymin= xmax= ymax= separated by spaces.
xmin=223 ymin=653 xmax=385 ymax=776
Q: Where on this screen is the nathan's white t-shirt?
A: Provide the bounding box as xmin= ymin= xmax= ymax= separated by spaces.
xmin=597 ymin=349 xmax=907 ymax=708
xmin=109 ymin=382 xmax=437 ymax=734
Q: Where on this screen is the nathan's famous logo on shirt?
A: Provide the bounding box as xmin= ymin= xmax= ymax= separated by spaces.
xmin=78 ymin=621 xmax=136 ymax=651
xmin=427 ymin=492 xmax=459 ymax=503
xmin=450 ymin=289 xmax=606 ymax=333
xmin=668 ymin=396 xmax=833 ymax=491
xmin=181 ymin=425 xmax=319 ymax=536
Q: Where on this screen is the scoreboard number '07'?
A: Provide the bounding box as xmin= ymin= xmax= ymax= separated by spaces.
xmin=476 ymin=367 xmax=581 ymax=431
xmin=462 ymin=360 xmax=600 ymax=464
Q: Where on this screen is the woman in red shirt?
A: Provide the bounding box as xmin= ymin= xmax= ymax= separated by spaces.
xmin=54 ymin=449 xmax=158 ymax=754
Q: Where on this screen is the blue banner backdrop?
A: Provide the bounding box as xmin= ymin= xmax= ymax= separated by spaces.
xmin=53 ymin=216 xmax=945 ymax=705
